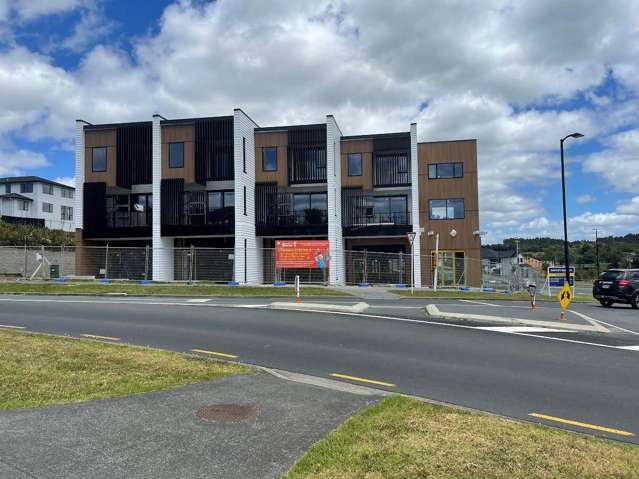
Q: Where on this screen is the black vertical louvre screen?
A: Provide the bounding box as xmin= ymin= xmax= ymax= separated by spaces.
xmin=161 ymin=179 xmax=184 ymax=233
xmin=288 ymin=125 xmax=327 ymax=184
xmin=341 ymin=187 xmax=365 ymax=228
xmin=83 ymin=182 xmax=106 ymax=237
xmin=195 ymin=117 xmax=234 ymax=184
xmin=372 ymin=133 xmax=411 ymax=187
xmin=116 ymin=123 xmax=152 ymax=188
xmin=255 ymin=182 xmax=277 ymax=235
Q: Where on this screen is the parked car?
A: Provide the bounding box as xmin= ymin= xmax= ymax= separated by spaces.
xmin=593 ymin=269 xmax=639 ymax=308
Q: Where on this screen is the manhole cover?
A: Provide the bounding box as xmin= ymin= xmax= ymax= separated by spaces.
xmin=197 ymin=404 xmax=259 ymax=423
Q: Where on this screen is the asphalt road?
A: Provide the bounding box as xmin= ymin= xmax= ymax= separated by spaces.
xmin=1 ymin=294 xmax=638 ymax=443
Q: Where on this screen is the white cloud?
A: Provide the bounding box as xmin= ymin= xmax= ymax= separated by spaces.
xmin=53 ymin=175 xmax=74 ymax=187
xmin=0 ymin=0 xmax=638 ymax=240
xmin=0 ymin=147 xmax=49 ymax=176
xmin=576 ymin=194 xmax=596 ymax=204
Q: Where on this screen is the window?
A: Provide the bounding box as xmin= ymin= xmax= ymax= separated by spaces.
xmin=206 ymin=190 xmax=234 ymax=225
xmin=292 ymin=192 xmax=327 ymax=224
xmin=242 ymin=137 xmax=246 ymax=173
xmin=243 ymin=186 xmax=247 ymax=216
xmin=429 ymin=198 xmax=464 ymax=220
xmin=18 ymin=200 xmax=29 ymax=211
xmin=262 ymin=147 xmax=277 ymax=171
xmin=42 ymin=202 xmax=53 ymax=213
xmin=61 ymin=188 xmax=74 ymax=199
xmin=61 ymin=206 xmax=73 ymax=221
xmin=168 ymin=142 xmax=184 ymax=168
xmin=42 ymin=184 xmax=54 ymax=195
xmin=20 ymin=182 xmax=33 ymax=193
xmin=347 ymin=153 xmax=362 ymax=176
xmin=92 ymin=147 xmax=107 ymax=172
xmin=368 ymin=196 xmax=407 ymax=223
xmin=428 ymin=162 xmax=463 ymax=179
xmin=4 ymin=184 xmax=11 ymax=194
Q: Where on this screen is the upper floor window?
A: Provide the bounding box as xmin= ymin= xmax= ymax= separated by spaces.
xmin=42 ymin=184 xmax=54 ymax=195
xmin=4 ymin=184 xmax=10 ymax=193
xmin=207 ymin=190 xmax=234 ymax=211
xmin=429 ymin=198 xmax=464 ymax=220
xmin=169 ymin=142 xmax=184 ymax=168
xmin=61 ymin=188 xmax=74 ymax=199
xmin=428 ymin=162 xmax=463 ymax=179
xmin=262 ymin=147 xmax=277 ymax=171
xmin=18 ymin=200 xmax=30 ymax=211
xmin=347 ymin=153 xmax=362 ymax=176
xmin=61 ymin=206 xmax=73 ymax=221
xmin=20 ymin=182 xmax=33 ymax=193
xmin=92 ymin=147 xmax=107 ymax=172
xmin=42 ymin=202 xmax=53 ymax=213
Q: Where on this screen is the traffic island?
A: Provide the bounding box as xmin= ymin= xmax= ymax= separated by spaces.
xmin=285 ymin=395 xmax=639 ymax=479
xmin=424 ymin=304 xmax=609 ymax=333
xmin=270 ymin=301 xmax=369 ymax=313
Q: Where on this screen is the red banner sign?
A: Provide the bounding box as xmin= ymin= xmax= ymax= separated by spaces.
xmin=275 ymin=240 xmax=330 ymax=269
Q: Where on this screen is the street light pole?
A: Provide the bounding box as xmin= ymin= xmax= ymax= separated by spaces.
xmin=593 ymin=228 xmax=600 ymax=277
xmin=560 ymin=132 xmax=584 ymax=287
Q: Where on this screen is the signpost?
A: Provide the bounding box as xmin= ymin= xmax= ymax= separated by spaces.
xmin=407 ymin=232 xmax=416 ymax=295
xmin=557 ymin=281 xmax=572 ymax=320
xmin=528 ymin=283 xmax=537 ymax=311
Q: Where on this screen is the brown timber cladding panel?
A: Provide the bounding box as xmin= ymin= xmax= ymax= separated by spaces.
xmin=340 ymin=139 xmax=374 ymax=188
xmin=417 ymin=140 xmax=481 ymax=286
xmin=255 ymin=131 xmax=288 ymax=186
xmin=85 ymin=129 xmax=117 ymax=186
xmin=162 ymin=124 xmax=195 ymax=183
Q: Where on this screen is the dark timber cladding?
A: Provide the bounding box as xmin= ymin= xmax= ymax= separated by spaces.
xmin=83 ymin=182 xmax=107 ymax=237
xmin=116 ymin=123 xmax=152 ymax=188
xmin=288 ymin=124 xmax=327 ymax=184
xmin=373 ymin=133 xmax=410 ymax=187
xmin=194 ymin=117 xmax=234 ymax=184
xmin=160 ymin=178 xmax=184 ymax=236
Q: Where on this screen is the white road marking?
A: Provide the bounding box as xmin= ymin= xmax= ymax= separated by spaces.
xmin=579 ymin=317 xmax=639 ymax=337
xmin=459 ymin=299 xmax=501 ymax=307
xmin=475 ymin=326 xmax=572 ymax=334
xmin=186 ymin=298 xmax=211 ymax=303
xmin=617 ymin=345 xmax=639 ymax=351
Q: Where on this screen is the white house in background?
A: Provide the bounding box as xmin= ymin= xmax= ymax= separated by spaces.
xmin=0 ymin=176 xmax=75 ymax=232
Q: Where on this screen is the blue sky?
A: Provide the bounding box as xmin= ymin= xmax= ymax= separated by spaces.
xmin=0 ymin=0 xmax=638 ymax=242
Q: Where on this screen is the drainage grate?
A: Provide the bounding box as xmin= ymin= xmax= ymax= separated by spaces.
xmin=197 ymin=404 xmax=259 ymax=423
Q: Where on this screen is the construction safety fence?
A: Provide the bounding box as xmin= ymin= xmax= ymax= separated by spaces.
xmin=0 ymin=245 xmax=539 ymax=290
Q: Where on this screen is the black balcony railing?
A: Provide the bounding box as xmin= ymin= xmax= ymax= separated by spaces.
xmin=106 ymin=210 xmax=151 ymax=228
xmin=256 ymin=184 xmax=328 ymax=235
xmin=342 ymin=190 xmax=410 ymax=236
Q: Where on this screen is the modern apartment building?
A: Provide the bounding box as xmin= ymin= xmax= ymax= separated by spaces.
xmin=0 ymin=176 xmax=75 ymax=232
xmin=75 ymin=110 xmax=480 ymax=286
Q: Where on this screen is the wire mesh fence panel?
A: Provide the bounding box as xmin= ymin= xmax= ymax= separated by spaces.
xmin=344 ymin=250 xmax=412 ymax=285
xmin=0 ymin=246 xmax=29 ymax=278
xmin=179 ymin=247 xmax=235 ymax=283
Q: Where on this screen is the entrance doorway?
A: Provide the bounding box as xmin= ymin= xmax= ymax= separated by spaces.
xmin=431 ymin=250 xmax=466 ymax=287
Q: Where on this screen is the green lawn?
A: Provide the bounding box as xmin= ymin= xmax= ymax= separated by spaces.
xmin=0 ymin=330 xmax=251 ymax=410
xmin=285 ymin=396 xmax=639 ymax=479
xmin=0 ymin=282 xmax=350 ymax=297
xmin=395 ymin=289 xmax=595 ymax=303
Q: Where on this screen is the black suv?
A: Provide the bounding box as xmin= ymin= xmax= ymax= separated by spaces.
xmin=593 ymin=269 xmax=639 ymax=308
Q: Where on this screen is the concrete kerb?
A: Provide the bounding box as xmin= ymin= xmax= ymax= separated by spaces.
xmin=269 ymin=301 xmax=369 ymax=313
xmin=424 ymin=304 xmax=609 ymax=333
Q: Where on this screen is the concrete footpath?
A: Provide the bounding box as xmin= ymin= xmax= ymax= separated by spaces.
xmin=0 ymin=372 xmax=379 ymax=479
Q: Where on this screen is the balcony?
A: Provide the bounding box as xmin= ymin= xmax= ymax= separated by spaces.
xmin=163 ymin=190 xmax=234 ymax=236
xmin=342 ymin=191 xmax=411 ymax=236
xmin=256 ymin=185 xmax=328 ymax=236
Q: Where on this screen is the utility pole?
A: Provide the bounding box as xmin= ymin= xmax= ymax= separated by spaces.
xmin=593 ymin=228 xmax=600 ymax=277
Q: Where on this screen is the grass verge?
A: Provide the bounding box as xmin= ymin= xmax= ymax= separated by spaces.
xmin=0 ymin=330 xmax=251 ymax=410
xmin=0 ymin=282 xmax=350 ymax=297
xmin=285 ymin=396 xmax=638 ymax=479
xmin=395 ymin=289 xmax=595 ymax=303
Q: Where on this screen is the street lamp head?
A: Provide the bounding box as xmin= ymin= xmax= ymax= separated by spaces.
xmin=569 ymin=132 xmax=584 ymax=138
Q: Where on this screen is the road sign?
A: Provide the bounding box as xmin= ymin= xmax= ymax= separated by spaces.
xmin=557 ymin=282 xmax=572 ymax=309
xmin=547 ymin=266 xmax=575 ymax=287
xmin=407 ymin=231 xmax=416 ymax=244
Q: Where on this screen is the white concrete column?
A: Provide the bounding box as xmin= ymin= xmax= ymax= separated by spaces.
xmin=233 ymin=109 xmax=261 ymax=284
xmin=327 ymin=115 xmax=345 ymax=286
xmin=152 ymin=114 xmax=174 ymax=281
xmin=74 ymin=120 xmax=87 ymax=232
xmin=410 ymin=122 xmax=422 ymax=288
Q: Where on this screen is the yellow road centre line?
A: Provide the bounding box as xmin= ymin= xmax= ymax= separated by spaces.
xmin=80 ymin=334 xmax=120 ymax=341
xmin=529 ymin=413 xmax=635 ymax=437
xmin=0 ymin=324 xmax=25 ymax=329
xmin=330 ymin=373 xmax=395 ymax=388
xmin=191 ymin=349 xmax=238 ymax=359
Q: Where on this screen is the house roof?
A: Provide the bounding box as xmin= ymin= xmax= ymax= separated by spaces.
xmin=0 ymin=176 xmax=74 ymax=190
xmin=0 ymin=193 xmax=33 ymax=201
xmin=481 ymin=247 xmax=517 ymax=260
